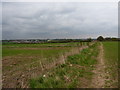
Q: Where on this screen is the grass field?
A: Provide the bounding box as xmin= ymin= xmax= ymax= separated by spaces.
xmin=2 ymin=42 xmax=91 ymax=88
xmin=102 ymin=41 xmax=118 ymax=87
xmin=2 ymin=42 xmax=89 ymax=48
xmin=2 ymin=41 xmax=119 ymax=88
xmin=29 ymin=43 xmax=99 ymax=88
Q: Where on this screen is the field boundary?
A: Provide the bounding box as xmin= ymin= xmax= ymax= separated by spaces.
xmin=26 ymin=45 xmax=89 ymax=88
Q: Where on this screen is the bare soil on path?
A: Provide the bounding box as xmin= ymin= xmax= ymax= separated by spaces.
xmin=90 ymin=43 xmax=110 ymax=88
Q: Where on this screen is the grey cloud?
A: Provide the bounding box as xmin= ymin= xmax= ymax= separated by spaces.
xmin=2 ymin=2 xmax=118 ymax=39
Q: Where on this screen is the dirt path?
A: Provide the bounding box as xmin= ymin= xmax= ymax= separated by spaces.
xmin=90 ymin=42 xmax=106 ymax=88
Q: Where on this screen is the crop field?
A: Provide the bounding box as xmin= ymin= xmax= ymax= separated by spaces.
xmin=2 ymin=41 xmax=118 ymax=88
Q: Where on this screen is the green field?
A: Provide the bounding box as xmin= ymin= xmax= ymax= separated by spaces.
xmin=2 ymin=41 xmax=118 ymax=88
xmin=29 ymin=43 xmax=99 ymax=88
xmin=102 ymin=42 xmax=118 ymax=87
xmin=2 ymin=42 xmax=91 ymax=88
xmin=2 ymin=42 xmax=88 ymax=48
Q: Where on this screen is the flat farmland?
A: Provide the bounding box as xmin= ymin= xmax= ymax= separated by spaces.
xmin=30 ymin=42 xmax=99 ymax=88
xmin=2 ymin=42 xmax=118 ymax=88
xmin=2 ymin=42 xmax=89 ymax=88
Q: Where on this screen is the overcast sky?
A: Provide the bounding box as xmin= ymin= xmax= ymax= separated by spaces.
xmin=2 ymin=2 xmax=118 ymax=39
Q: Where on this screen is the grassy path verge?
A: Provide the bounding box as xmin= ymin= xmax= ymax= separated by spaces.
xmin=91 ymin=42 xmax=118 ymax=88
xmin=90 ymin=43 xmax=106 ymax=88
xmin=29 ymin=43 xmax=99 ymax=88
xmin=102 ymin=42 xmax=118 ymax=88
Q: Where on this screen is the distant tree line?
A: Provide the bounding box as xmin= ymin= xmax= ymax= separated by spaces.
xmin=48 ymin=39 xmax=82 ymax=43
xmin=97 ymin=36 xmax=120 ymax=41
xmin=2 ymin=36 xmax=119 ymax=44
xmin=47 ymin=38 xmax=94 ymax=43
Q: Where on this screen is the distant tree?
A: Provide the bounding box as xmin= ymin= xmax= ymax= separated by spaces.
xmin=87 ymin=38 xmax=92 ymax=42
xmin=97 ymin=36 xmax=104 ymax=41
xmin=111 ymin=37 xmax=118 ymax=41
xmin=105 ymin=37 xmax=111 ymax=41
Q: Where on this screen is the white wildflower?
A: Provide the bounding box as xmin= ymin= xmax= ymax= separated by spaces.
xmin=43 ymin=74 xmax=46 ymax=77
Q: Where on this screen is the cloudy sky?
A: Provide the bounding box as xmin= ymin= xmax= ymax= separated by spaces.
xmin=2 ymin=2 xmax=118 ymax=39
